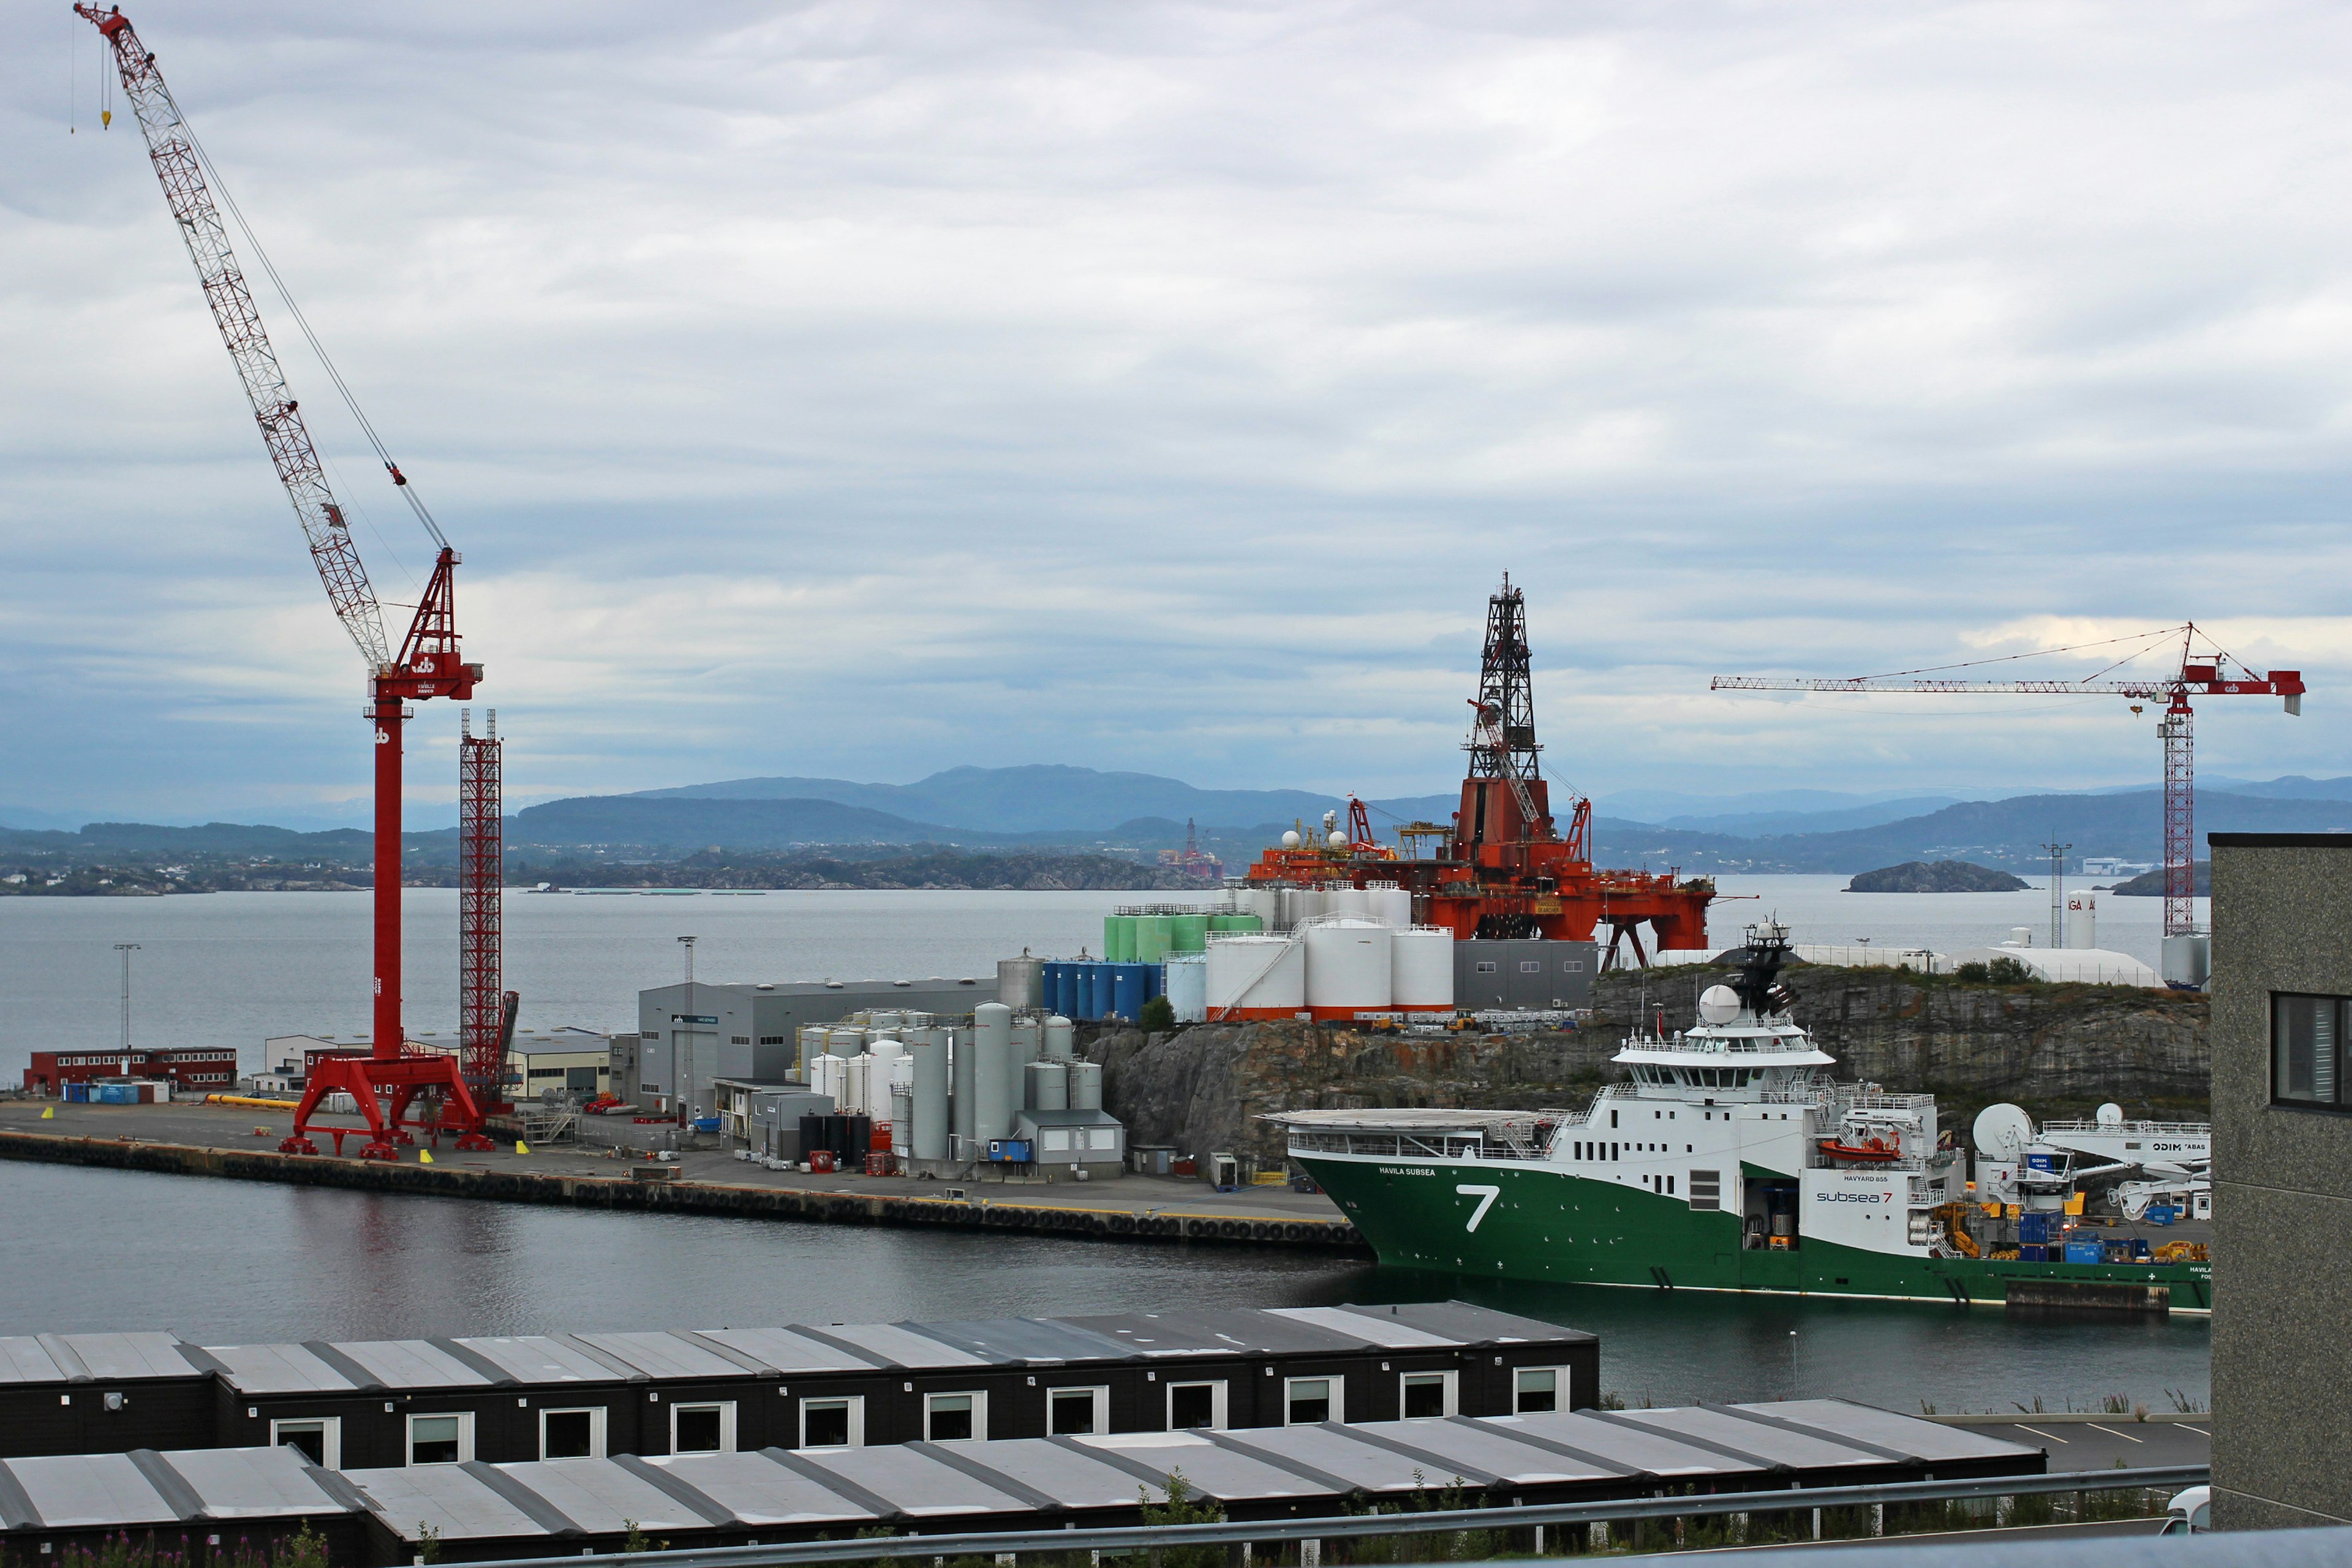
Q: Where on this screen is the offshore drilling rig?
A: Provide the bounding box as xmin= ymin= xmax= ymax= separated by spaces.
xmin=1244 ymin=577 xmax=1714 ymax=965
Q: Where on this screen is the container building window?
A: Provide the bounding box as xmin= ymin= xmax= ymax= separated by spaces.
xmin=1474 ymin=961 xmax=1497 ymax=973
xmin=799 ymin=1396 xmax=862 ymax=1449
xmin=671 ymin=1401 xmax=736 ymax=1454
xmin=925 ymin=1391 xmax=985 ymax=1442
xmin=2274 ymin=994 xmax=2351 ymax=1107
xmin=1284 ymin=1377 xmax=1340 ymax=1425
xmin=1167 ymin=1381 xmax=1226 ymax=1431
xmin=1514 ymin=1367 xmax=1562 ymax=1414
xmin=1400 ymin=1371 xmax=1455 ymax=1419
xmin=1047 ymin=1386 xmax=1109 ymax=1436
xmin=270 ymin=1417 xmax=339 ymax=1468
xmin=540 ymin=1407 xmax=606 ymax=1460
xmin=405 ymin=1412 xmax=472 ymax=1466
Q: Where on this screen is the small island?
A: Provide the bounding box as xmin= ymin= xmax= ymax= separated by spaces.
xmin=1845 ymin=859 xmax=2031 ymax=893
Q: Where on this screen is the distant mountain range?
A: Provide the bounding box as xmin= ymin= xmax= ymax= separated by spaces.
xmin=13 ymin=764 xmax=2352 ymax=876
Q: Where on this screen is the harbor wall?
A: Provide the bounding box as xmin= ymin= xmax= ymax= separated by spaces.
xmin=1090 ymin=963 xmax=2209 ymax=1172
xmin=0 ymin=1131 xmax=1364 ymax=1252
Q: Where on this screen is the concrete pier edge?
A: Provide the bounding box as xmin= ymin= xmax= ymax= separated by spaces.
xmin=0 ymin=1129 xmax=1372 ymax=1253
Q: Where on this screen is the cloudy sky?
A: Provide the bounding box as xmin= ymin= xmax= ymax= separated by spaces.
xmin=6 ymin=1 xmax=2350 ymax=826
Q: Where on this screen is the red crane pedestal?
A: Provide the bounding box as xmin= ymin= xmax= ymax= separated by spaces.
xmin=280 ymin=551 xmax=494 ymax=1159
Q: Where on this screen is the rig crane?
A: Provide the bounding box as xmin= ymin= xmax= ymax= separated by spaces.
xmin=1712 ymin=624 xmax=2304 ymax=958
xmin=78 ymin=4 xmax=495 ymax=1156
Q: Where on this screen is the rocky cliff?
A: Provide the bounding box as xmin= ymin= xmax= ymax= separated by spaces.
xmin=1087 ymin=963 xmax=2208 ymax=1171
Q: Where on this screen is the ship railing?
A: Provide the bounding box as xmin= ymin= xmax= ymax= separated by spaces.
xmin=1285 ymin=1121 xmax=1572 ymax=1162
xmin=1844 ymin=1090 xmax=1937 ymax=1112
xmin=2040 ymin=1118 xmax=2212 ymax=1137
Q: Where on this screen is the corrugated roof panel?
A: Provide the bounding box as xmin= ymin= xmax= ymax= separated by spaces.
xmin=693 ymin=1329 xmax=874 ymax=1375
xmin=1611 ymin=1407 xmax=1876 ymax=1469
xmin=1070 ymin=1432 xmax=1327 ymax=1499
xmin=495 ymin=1460 xmax=706 ymax=1535
xmin=1735 ymin=1401 xmax=2038 ymax=1463
xmin=791 ymin=1446 xmax=1031 ymax=1518
xmin=652 ymin=1453 xmax=870 ymax=1529
xmin=810 ymin=1324 xmax=989 ymax=1370
xmin=1379 ymin=1303 xmax=1591 ymax=1346
xmin=0 ymin=1338 xmax=67 ymax=1385
xmin=1264 ymin=1307 xmax=1456 ymax=1349
xmin=573 ymin=1333 xmax=748 ymax=1382
xmin=931 ymin=1438 xmax=1170 ymax=1508
xmin=330 ymin=1340 xmax=488 ymax=1391
xmin=1494 ymin=1411 xmax=1749 ymax=1477
xmin=58 ymin=1333 xmax=199 ymax=1382
xmin=160 ymin=1447 xmax=341 ymax=1518
xmin=203 ymin=1344 xmax=355 ymax=1395
xmin=349 ymin=1466 xmax=548 ymax=1542
xmin=1209 ymin=1426 xmax=1436 ymax=1492
xmin=9 ymin=1453 xmax=175 ymax=1528
xmin=906 ymin=1319 xmax=1134 ymax=1365
xmin=453 ymin=1336 xmax=625 ymax=1385
xmin=1055 ymin=1311 xmax=1355 ymax=1358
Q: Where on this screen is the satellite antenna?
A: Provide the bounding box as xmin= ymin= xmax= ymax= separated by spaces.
xmin=1972 ymin=1103 xmax=2035 ymax=1164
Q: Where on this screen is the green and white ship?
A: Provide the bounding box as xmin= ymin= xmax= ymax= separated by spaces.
xmin=1272 ymin=922 xmax=2213 ymax=1314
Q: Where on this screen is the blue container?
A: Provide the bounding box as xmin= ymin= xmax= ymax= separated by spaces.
xmin=2063 ymin=1238 xmax=2104 ymax=1265
xmin=2018 ymin=1244 xmax=2048 ymax=1262
xmin=2017 ymin=1212 xmax=2053 ymax=1244
xmin=986 ymin=1138 xmax=1033 ymax=1163
xmin=1055 ymin=963 xmax=1079 ymax=1019
xmin=96 ymin=1083 xmax=135 ymax=1105
xmin=1112 ymin=964 xmax=1147 ymax=1021
xmin=64 ymin=1082 xmax=91 ymax=1103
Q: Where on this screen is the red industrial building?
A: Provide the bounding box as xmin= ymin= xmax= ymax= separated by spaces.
xmin=21 ymin=1048 xmax=239 ymax=1096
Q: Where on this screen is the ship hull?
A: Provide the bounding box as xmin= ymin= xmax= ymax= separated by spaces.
xmin=1301 ymin=1151 xmax=2212 ymax=1313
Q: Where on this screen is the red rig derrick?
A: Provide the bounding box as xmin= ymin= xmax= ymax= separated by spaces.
xmin=79 ymin=4 xmax=494 ymax=1155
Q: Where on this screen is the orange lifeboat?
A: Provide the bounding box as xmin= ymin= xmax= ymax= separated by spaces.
xmin=1818 ymin=1136 xmax=1904 ymax=1163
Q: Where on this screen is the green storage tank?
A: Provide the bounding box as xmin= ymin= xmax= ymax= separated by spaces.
xmin=1105 ymin=914 xmax=1137 ymax=963
xmin=1209 ymin=913 xmax=1265 ymax=933
xmin=1135 ymin=914 xmax=1174 ymax=962
xmin=1170 ymin=913 xmax=1211 ymax=952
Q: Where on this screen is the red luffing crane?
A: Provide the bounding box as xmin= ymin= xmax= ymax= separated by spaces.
xmin=1712 ymin=624 xmax=2304 ymax=945
xmin=78 ymin=4 xmax=496 ymax=1156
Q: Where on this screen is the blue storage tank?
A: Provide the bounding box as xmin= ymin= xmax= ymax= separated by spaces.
xmin=1087 ymin=961 xmax=1114 ymax=1021
xmin=1112 ymin=963 xmax=1147 ymax=1021
xmin=1042 ymin=961 xmax=1064 ymax=1017
xmin=1074 ymin=963 xmax=1098 ymax=1022
xmin=1055 ymin=963 xmax=1079 ymax=1019
xmin=1146 ymin=962 xmax=1164 ymax=1002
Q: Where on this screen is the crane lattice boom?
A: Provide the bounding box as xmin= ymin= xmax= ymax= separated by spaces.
xmin=77 ymin=4 xmax=386 ymax=666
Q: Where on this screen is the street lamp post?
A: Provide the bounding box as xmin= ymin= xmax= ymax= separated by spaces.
xmin=678 ymin=935 xmax=698 ymax=1129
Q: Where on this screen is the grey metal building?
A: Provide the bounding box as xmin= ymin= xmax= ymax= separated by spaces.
xmin=1453 ymin=939 xmax=1599 ymax=1011
xmin=2208 ymin=832 xmax=2352 ymax=1530
xmin=635 ymin=978 xmax=997 ymax=1117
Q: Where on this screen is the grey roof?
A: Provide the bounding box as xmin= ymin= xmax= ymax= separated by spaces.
xmin=0 ymin=1447 xmax=349 ymax=1531
xmin=9 ymin=1401 xmax=2022 ymax=1548
xmin=0 ymin=1333 xmax=203 ymax=1387
xmin=187 ymin=1303 xmax=1585 ymax=1395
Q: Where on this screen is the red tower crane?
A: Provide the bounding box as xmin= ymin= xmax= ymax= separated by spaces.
xmin=78 ymin=4 xmax=495 ymax=1156
xmin=1712 ymin=624 xmax=2304 ymax=943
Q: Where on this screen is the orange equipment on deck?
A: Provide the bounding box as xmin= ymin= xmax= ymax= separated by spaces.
xmin=1243 ymin=577 xmax=1713 ymax=967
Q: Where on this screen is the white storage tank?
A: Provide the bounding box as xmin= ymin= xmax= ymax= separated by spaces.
xmin=911 ymin=1032 xmax=949 ymax=1161
xmin=797 ymin=1025 xmax=830 ymax=1075
xmin=1305 ymin=918 xmax=1392 ymax=1019
xmin=997 ymin=955 xmax=1045 ymax=1011
xmin=867 ymin=1039 xmax=905 ymax=1107
xmin=952 ymin=1022 xmax=976 ymax=1150
xmin=870 ymin=1011 xmax=902 ymax=1031
xmin=807 ymin=1053 xmax=847 ymax=1107
xmin=1011 ymin=1016 xmax=1041 ymax=1075
xmin=1042 ymin=1016 xmax=1076 ymax=1061
xmin=1206 ymin=934 xmax=1306 ymax=1019
xmin=1027 ymin=1060 xmax=1069 ymax=1112
xmin=1366 ymin=883 xmax=1413 ymax=929
xmin=1246 ymin=886 xmax=1283 ymax=932
xmin=1390 ymin=927 xmax=1455 ymax=1012
xmin=903 ymin=1011 xmax=934 ymax=1029
xmin=845 ymin=1054 xmax=874 ymax=1118
xmin=1327 ymin=884 xmax=1371 ymax=919
xmin=1164 ymin=951 xmax=1209 ymax=1023
xmin=826 ymin=1027 xmax=864 ymax=1057
xmin=1069 ymin=1059 xmax=1104 ymax=1111
xmin=972 ymin=1002 xmax=1015 ymax=1145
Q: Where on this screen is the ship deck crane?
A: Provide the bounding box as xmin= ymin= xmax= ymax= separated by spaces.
xmin=1713 ymin=624 xmax=2304 ymax=960
xmin=78 ymin=4 xmax=494 ymax=1156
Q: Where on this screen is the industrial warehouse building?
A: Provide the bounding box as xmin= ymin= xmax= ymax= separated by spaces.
xmin=2209 ymin=832 xmax=2352 ymax=1530
xmin=633 ymin=977 xmax=997 ymax=1117
xmin=0 ymin=1306 xmax=1593 ymax=1465
xmin=19 ymin=1046 xmax=239 ymax=1096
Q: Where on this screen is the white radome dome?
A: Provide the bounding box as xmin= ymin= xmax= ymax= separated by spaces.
xmin=1329 ymin=830 xmax=1349 ymax=848
xmin=1281 ymin=830 xmax=1301 ymax=848
xmin=2097 ymin=1102 xmax=2124 ymax=1126
xmin=1697 ymin=985 xmax=1741 ymax=1026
